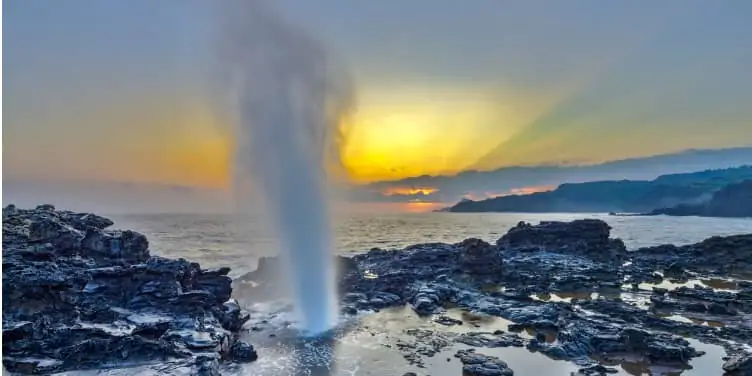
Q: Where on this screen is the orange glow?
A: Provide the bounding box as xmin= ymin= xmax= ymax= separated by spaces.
xmin=340 ymin=86 xmax=531 ymax=183
xmin=462 ymin=185 xmax=556 ymax=201
xmin=338 ymin=201 xmax=445 ymax=213
xmin=381 ymin=186 xmax=439 ymax=196
xmin=507 ymin=185 xmax=556 ymax=195
xmin=462 ymin=191 xmax=508 ymax=201
xmin=403 ymin=201 xmax=444 ymax=213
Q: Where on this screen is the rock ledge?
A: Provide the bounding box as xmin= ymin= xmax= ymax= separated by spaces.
xmin=2 ymin=204 xmax=256 ymax=375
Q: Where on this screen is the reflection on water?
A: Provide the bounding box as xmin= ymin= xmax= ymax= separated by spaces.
xmin=591 ymin=339 xmax=725 ymax=376
xmin=700 ymin=278 xmax=741 ymax=292
xmin=230 ymin=317 xmax=407 ymax=376
xmin=656 ymin=313 xmax=727 ymax=328
xmin=532 ymin=291 xmax=595 ymax=303
xmin=638 ymin=279 xmax=703 ymax=291
xmin=222 ymin=302 xmax=735 ymax=376
xmin=688 ymin=317 xmax=726 ymax=328
xmin=531 ymin=288 xmax=651 ymax=309
xmin=638 ymin=278 xmax=742 ymax=293
xmin=425 ymin=344 xmax=581 ymax=376
xmin=442 ymin=308 xmax=516 ymax=333
xmin=659 ymin=314 xmax=695 ymax=324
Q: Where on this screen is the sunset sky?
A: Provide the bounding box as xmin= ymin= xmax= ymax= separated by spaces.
xmin=4 ymin=0 xmax=752 ymax=194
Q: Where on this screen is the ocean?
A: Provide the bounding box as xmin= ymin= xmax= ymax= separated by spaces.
xmin=109 ymin=212 xmax=752 ymax=279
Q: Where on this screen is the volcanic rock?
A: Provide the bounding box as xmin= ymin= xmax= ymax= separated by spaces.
xmin=454 ymin=349 xmax=514 ymax=376
xmin=497 ymin=219 xmax=627 ymax=263
xmin=632 ymin=234 xmax=752 ymax=276
xmin=2 ymin=205 xmax=254 ymax=375
xmin=457 ymin=238 xmax=502 ymax=275
xmin=723 ymin=353 xmax=752 ymax=375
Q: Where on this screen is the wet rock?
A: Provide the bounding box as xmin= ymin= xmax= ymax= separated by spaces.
xmin=216 ymin=299 xmax=251 ymax=332
xmin=508 ymin=318 xmax=559 ymax=333
xmin=397 ymin=329 xmax=453 ymax=367
xmin=230 ymin=341 xmax=258 ymax=362
xmin=2 ymin=205 xmax=255 ymax=374
xmin=577 ymin=364 xmax=619 ymax=375
xmin=2 ymin=358 xmax=64 ymax=374
xmin=632 ymin=234 xmax=752 ymax=276
xmin=411 ymin=283 xmax=457 ymax=316
xmin=497 ymin=219 xmax=626 ymax=263
xmin=455 ymin=349 xmax=514 ymax=376
xmin=458 ymin=238 xmax=502 ymax=275
xmin=341 ymin=305 xmax=358 ymax=315
xmin=620 ymin=327 xmax=700 ymax=363
xmin=193 ymin=355 xmax=221 ymax=376
xmin=434 ymin=315 xmax=463 ymax=326
xmin=231 ymin=217 xmax=751 ymax=373
xmin=456 ymin=332 xmax=525 ymax=348
xmin=723 ymin=353 xmax=752 ymax=375
xmin=81 ymin=229 xmax=149 ymax=264
xmin=708 ymin=302 xmax=738 ymax=315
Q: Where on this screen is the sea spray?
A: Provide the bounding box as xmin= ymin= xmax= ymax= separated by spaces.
xmin=215 ymin=0 xmax=352 ymax=334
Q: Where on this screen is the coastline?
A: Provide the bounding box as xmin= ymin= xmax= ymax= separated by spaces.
xmin=4 ymin=205 xmax=752 ymax=375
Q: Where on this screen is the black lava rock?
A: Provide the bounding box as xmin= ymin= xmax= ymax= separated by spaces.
xmin=455 ymin=349 xmax=514 ymax=376
xmin=2 ymin=205 xmax=255 ymax=375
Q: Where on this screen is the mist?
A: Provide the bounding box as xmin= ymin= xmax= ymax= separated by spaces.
xmin=215 ymin=0 xmax=353 ymax=334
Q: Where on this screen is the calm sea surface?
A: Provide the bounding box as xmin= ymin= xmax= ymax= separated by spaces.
xmin=108 ymin=212 xmax=752 ymax=278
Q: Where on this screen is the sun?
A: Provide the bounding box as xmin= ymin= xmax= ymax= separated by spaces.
xmin=338 ymin=86 xmax=520 ymax=183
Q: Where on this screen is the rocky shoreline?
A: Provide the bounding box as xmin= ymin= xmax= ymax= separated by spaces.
xmin=240 ymin=219 xmax=752 ymax=375
xmin=2 ymin=205 xmax=256 ymax=375
xmin=4 ymin=206 xmax=752 ymax=375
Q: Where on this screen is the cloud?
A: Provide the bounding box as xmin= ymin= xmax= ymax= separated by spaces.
xmin=352 ymin=147 xmax=752 ymax=204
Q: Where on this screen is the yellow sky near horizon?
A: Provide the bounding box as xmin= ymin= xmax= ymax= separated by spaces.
xmin=6 ymin=80 xmax=751 ymax=190
xmin=3 ymin=83 xmax=545 ymax=188
xmin=339 ymin=86 xmax=535 ymax=182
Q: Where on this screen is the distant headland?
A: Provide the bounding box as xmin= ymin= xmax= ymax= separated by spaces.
xmin=447 ymin=165 xmax=752 ymax=218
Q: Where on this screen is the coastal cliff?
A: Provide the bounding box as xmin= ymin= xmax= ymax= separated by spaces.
xmin=448 ymin=166 xmax=752 ymax=215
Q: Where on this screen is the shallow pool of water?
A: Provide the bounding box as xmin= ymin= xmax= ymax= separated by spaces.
xmin=224 ymin=301 xmax=733 ymax=376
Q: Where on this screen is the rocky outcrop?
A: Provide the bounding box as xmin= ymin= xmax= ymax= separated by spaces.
xmin=237 ymin=218 xmax=752 ymax=374
xmin=497 ymin=219 xmax=627 ymax=263
xmin=632 ymin=233 xmax=752 ymax=276
xmin=2 ymin=205 xmax=256 ymax=375
xmin=454 ymin=349 xmax=514 ymax=376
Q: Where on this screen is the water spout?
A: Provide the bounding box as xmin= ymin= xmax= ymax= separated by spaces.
xmin=216 ymin=0 xmax=350 ymax=334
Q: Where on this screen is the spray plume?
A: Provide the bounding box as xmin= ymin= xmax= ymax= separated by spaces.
xmin=215 ymin=0 xmax=353 ymax=334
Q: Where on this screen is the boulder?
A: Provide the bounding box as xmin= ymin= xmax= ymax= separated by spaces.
xmin=454 ymin=349 xmax=514 ymax=376
xmin=497 ymin=220 xmax=627 ymax=263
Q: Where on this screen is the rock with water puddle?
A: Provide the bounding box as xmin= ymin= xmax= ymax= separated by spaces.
xmin=233 ymin=218 xmax=752 ymax=374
